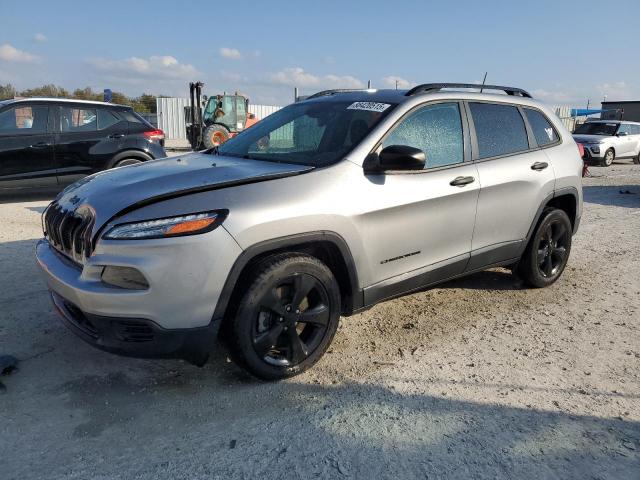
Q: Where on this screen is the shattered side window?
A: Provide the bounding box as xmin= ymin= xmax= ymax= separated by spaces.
xmin=382 ymin=102 xmax=464 ymax=169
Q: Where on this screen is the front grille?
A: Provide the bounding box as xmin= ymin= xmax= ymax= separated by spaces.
xmin=43 ymin=202 xmax=95 ymax=263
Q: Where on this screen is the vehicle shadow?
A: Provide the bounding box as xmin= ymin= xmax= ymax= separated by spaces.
xmin=439 ymin=267 xmax=522 ymax=291
xmin=583 ymin=184 xmax=640 ymax=208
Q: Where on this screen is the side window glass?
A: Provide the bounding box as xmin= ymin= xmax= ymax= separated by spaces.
xmin=618 ymin=124 xmax=631 ymax=135
xmin=0 ymin=105 xmax=49 ymax=134
xmin=382 ymin=102 xmax=464 ymax=169
xmin=60 ymin=107 xmax=97 ymax=132
xmin=524 ymin=108 xmax=559 ymax=147
xmin=97 ymin=109 xmax=120 ymax=130
xmin=470 ymin=103 xmax=529 ymax=159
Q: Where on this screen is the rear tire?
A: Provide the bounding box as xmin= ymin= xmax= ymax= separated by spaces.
xmin=517 ymin=208 xmax=572 ymax=288
xmin=227 ymin=253 xmax=341 ymax=380
xmin=601 ymin=148 xmax=615 ymax=167
xmin=203 ymin=124 xmax=230 ymax=148
xmin=113 ymin=158 xmax=143 ymax=168
xmin=634 ymin=152 xmax=640 ymax=165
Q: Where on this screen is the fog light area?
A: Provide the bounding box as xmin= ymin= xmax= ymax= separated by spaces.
xmin=101 ymin=266 xmax=149 ymax=290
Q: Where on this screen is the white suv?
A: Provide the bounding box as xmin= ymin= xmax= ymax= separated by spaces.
xmin=36 ymin=83 xmax=584 ymax=380
xmin=573 ymin=120 xmax=640 ymax=166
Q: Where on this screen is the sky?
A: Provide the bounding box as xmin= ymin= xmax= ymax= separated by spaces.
xmin=0 ymin=0 xmax=638 ymax=107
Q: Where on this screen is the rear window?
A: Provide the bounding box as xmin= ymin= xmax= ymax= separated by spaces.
xmin=524 ymin=108 xmax=559 ymax=147
xmin=97 ymin=108 xmax=120 ymax=130
xmin=60 ymin=107 xmax=97 ymax=132
xmin=469 ymin=103 xmax=529 ymax=159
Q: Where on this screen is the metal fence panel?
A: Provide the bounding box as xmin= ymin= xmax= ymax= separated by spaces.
xmin=156 ymin=98 xmax=283 ymax=140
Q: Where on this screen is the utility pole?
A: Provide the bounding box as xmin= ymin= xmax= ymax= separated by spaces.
xmin=395 ymin=79 xmax=399 ymax=90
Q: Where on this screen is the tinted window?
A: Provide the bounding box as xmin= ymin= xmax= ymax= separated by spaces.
xmin=121 ymin=110 xmax=144 ymax=123
xmin=573 ymin=122 xmax=618 ymax=136
xmin=382 ymin=102 xmax=464 ymax=169
xmin=0 ymin=105 xmax=49 ymax=135
xmin=60 ymin=107 xmax=97 ymax=132
xmin=470 ymin=103 xmax=529 ymax=159
xmin=97 ymin=108 xmax=120 ymax=130
xmin=524 ymin=108 xmax=559 ymax=146
xmin=618 ymin=124 xmax=632 ymax=135
xmin=632 ymin=125 xmax=640 ymax=135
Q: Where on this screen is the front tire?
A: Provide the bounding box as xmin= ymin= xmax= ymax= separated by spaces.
xmin=203 ymin=124 xmax=230 ymax=148
xmin=601 ymin=148 xmax=615 ymax=167
xmin=228 ymin=254 xmax=341 ymax=380
xmin=518 ymin=208 xmax=572 ymax=288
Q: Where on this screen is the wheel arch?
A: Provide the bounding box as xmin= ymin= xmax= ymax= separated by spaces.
xmin=213 ymin=232 xmax=362 ymax=323
xmin=525 ymin=187 xmax=580 ymax=244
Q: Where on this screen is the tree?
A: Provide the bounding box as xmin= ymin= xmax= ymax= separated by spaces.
xmin=2 ymin=83 xmax=158 ymax=113
xmin=0 ymin=84 xmax=17 ymax=100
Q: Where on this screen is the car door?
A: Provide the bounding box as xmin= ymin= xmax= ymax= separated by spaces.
xmin=54 ymin=105 xmax=126 ymax=184
xmin=0 ymin=102 xmax=56 ymax=189
xmin=468 ymin=102 xmax=556 ymax=269
xmin=616 ymin=124 xmax=634 ymax=157
xmin=360 ymin=101 xmax=480 ymax=304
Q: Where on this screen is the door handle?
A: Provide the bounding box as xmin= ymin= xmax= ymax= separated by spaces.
xmin=108 ymin=133 xmax=125 ymax=139
xmin=29 ymin=142 xmax=51 ymax=149
xmin=450 ymin=176 xmax=475 ymax=187
xmin=531 ymin=161 xmax=549 ymax=171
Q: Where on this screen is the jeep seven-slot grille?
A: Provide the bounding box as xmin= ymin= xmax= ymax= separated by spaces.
xmin=43 ymin=202 xmax=95 ymax=263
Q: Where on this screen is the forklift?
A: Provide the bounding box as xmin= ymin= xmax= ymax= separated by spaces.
xmin=186 ymin=81 xmax=258 ymax=150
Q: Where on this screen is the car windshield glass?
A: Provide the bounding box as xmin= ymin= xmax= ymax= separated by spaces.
xmin=217 ymin=100 xmax=397 ymax=167
xmin=574 ymin=123 xmax=618 ymax=136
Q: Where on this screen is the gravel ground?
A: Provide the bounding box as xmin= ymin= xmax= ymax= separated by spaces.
xmin=1 ymin=164 xmax=639 ymax=479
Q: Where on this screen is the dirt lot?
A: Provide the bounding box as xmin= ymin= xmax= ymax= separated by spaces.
xmin=1 ymin=164 xmax=639 ymax=479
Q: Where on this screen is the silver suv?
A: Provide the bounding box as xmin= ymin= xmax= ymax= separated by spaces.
xmin=573 ymin=120 xmax=640 ymax=166
xmin=36 ymin=83 xmax=583 ymax=380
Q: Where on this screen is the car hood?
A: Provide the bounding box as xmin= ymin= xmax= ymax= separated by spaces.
xmin=52 ymin=152 xmax=314 ymax=231
xmin=572 ymin=134 xmax=609 ymax=143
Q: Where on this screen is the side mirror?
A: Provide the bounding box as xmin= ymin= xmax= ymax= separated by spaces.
xmin=617 ymin=131 xmax=628 ymax=137
xmin=378 ymin=145 xmax=426 ymax=171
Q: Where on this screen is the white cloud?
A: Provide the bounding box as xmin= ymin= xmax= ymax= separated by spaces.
xmin=596 ymin=81 xmax=635 ymax=101
xmin=381 ymin=76 xmax=413 ymax=89
xmin=0 ymin=43 xmax=39 ymax=63
xmin=87 ymin=55 xmax=198 ymax=80
xmin=219 ymin=47 xmax=242 ymax=59
xmin=531 ymin=89 xmax=573 ymax=104
xmin=268 ymin=67 xmax=364 ymax=89
xmin=34 ymin=33 xmax=47 ymax=43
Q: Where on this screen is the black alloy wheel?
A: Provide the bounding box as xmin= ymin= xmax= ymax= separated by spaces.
xmin=227 ymin=253 xmax=341 ymax=380
xmin=517 ymin=208 xmax=573 ymax=288
xmin=253 ymin=272 xmax=331 ymax=366
xmin=536 ymin=220 xmax=570 ymax=279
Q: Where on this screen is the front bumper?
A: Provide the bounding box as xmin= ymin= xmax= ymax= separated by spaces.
xmin=50 ymin=291 xmax=216 ymax=364
xmin=36 ymin=226 xmax=242 ymax=362
xmin=581 ymin=144 xmax=604 ymax=162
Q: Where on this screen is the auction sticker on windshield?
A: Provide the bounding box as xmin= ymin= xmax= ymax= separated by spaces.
xmin=347 ymin=102 xmax=391 ymax=112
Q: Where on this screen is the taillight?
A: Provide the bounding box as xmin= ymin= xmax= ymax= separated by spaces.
xmin=577 ymin=142 xmax=585 ymax=157
xmin=143 ymin=129 xmax=165 ymax=141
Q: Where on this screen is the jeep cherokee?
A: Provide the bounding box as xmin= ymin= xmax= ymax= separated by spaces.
xmin=36 ymin=83 xmax=583 ymax=380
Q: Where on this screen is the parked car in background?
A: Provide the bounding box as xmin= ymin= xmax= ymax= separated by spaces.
xmin=0 ymin=98 xmax=166 ymax=190
xmin=573 ymin=120 xmax=640 ymax=166
xmin=36 ymin=84 xmax=583 ymax=380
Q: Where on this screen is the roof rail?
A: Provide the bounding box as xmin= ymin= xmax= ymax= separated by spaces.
xmin=306 ymin=89 xmax=369 ymax=100
xmin=405 ymin=83 xmax=532 ymax=98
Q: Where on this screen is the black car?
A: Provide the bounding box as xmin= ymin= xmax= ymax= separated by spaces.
xmin=0 ymin=98 xmax=166 ymax=189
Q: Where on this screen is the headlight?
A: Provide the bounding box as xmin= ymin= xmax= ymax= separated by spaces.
xmin=103 ymin=211 xmax=227 ymax=240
